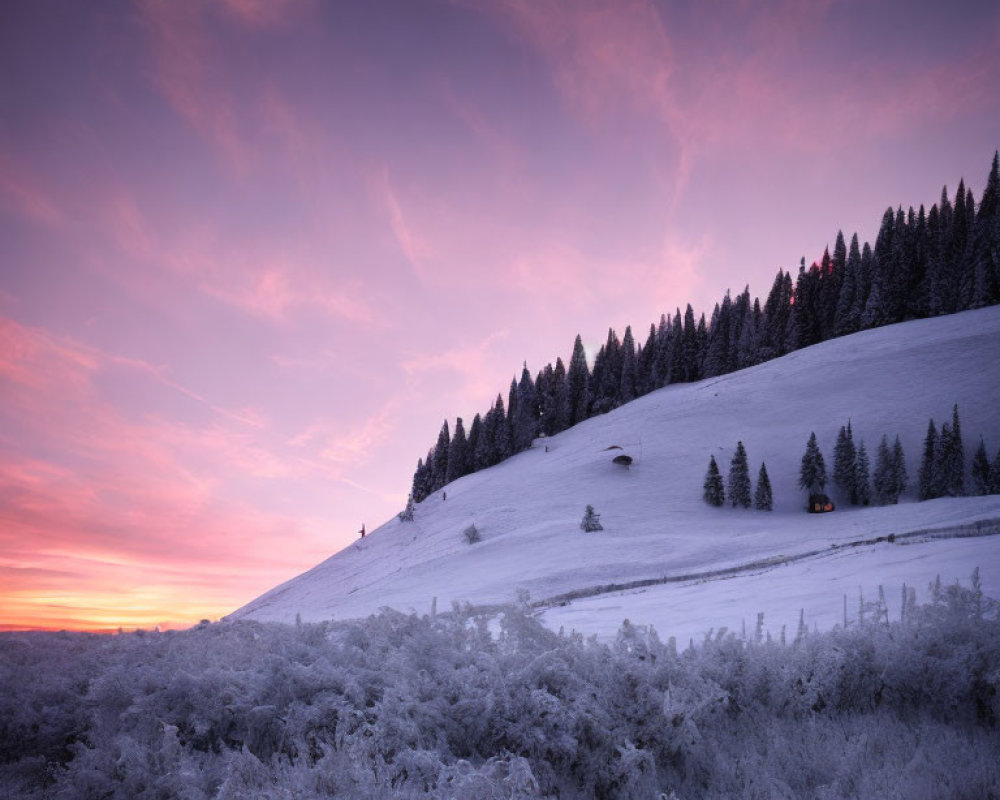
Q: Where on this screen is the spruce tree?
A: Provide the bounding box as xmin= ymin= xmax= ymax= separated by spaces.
xmin=754 ymin=462 xmax=773 ymax=511
xmin=567 ymin=334 xmax=590 ymax=426
xmin=991 ymin=446 xmax=1000 ymax=495
xmin=446 ymin=417 xmax=469 ymax=484
xmin=432 ymin=420 xmax=450 ymax=491
xmin=936 ymin=421 xmax=954 ymax=498
xmin=971 ymin=439 xmax=991 ymax=495
xmin=947 ymin=404 xmax=965 ymax=496
xmin=799 ymin=432 xmax=827 ymax=493
xmin=892 ymin=435 xmax=908 ymax=499
xmin=580 ymin=504 xmax=603 ymax=532
xmin=855 ymin=442 xmax=872 ymax=506
xmin=728 ymin=441 xmax=752 ymax=508
xmin=514 ymin=363 xmax=539 ymax=451
xmin=619 ymin=325 xmax=638 ymax=403
xmin=703 ymin=455 xmax=725 ymax=506
xmin=918 ymin=418 xmax=938 ymax=500
xmin=873 ymin=434 xmax=894 ymax=505
xmin=833 ymin=422 xmax=857 ymax=503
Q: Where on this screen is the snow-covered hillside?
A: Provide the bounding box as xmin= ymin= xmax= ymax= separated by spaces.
xmin=231 ymin=308 xmax=1000 ymax=640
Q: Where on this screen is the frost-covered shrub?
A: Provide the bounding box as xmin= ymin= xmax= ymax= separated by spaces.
xmin=1 ymin=574 xmax=998 ymax=799
xmin=463 ymin=523 xmax=481 ymax=544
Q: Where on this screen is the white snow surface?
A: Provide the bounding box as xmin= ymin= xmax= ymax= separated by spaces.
xmin=231 ymin=307 xmax=1000 ymax=641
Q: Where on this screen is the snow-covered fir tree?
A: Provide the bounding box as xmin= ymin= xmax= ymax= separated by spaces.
xmin=971 ymin=438 xmax=991 ymax=495
xmin=919 ymin=418 xmax=938 ymax=500
xmin=833 ymin=421 xmax=857 ymax=503
xmin=728 ymin=441 xmax=752 ymax=508
xmin=398 ymin=493 xmax=415 ymax=521
xmin=703 ymin=455 xmax=725 ymax=506
xmin=855 ymin=441 xmax=872 ymax=506
xmin=754 ymin=462 xmax=773 ymax=511
xmin=799 ymin=432 xmax=827 ymax=493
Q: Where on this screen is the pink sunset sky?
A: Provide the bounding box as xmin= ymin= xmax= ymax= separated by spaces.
xmin=1 ymin=0 xmax=998 ymax=631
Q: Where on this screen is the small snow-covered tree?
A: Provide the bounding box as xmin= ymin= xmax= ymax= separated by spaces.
xmin=703 ymin=455 xmax=725 ymax=506
xmin=728 ymin=441 xmax=752 ymax=508
xmin=799 ymin=432 xmax=827 ymax=493
xmin=580 ymin=504 xmax=603 ymax=532
xmin=754 ymin=462 xmax=773 ymax=511
xmin=463 ymin=523 xmax=481 ymax=544
xmin=398 ymin=493 xmax=415 ymax=521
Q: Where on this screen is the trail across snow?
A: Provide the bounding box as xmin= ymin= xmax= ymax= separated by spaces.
xmin=231 ymin=307 xmax=1000 ymax=640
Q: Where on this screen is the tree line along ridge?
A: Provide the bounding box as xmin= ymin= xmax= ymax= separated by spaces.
xmin=409 ymin=153 xmax=1000 ymax=507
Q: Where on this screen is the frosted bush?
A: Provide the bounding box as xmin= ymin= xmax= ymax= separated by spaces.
xmin=1 ymin=573 xmax=998 ymax=799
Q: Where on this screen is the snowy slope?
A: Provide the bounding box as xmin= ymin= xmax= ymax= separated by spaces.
xmin=231 ymin=307 xmax=1000 ymax=640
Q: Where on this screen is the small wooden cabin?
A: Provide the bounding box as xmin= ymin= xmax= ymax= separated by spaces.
xmin=807 ymin=493 xmax=835 ymax=513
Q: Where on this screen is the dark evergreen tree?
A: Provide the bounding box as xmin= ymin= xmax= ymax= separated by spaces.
xmin=467 ymin=413 xmax=482 ymax=467
xmin=704 ymin=293 xmax=731 ymax=377
xmin=971 ymin=438 xmax=991 ymax=496
xmin=637 ymin=323 xmax=657 ymax=395
xmin=892 ymin=434 xmax=908 ymax=499
xmin=761 ymin=269 xmax=793 ymax=359
xmin=580 ymin=504 xmax=603 ymax=532
xmin=832 ymin=421 xmax=857 ymax=503
xmin=934 ymin=405 xmax=966 ymax=498
xmin=918 ymin=418 xmax=938 ymax=500
xmin=728 ymin=441 xmax=752 ymax=508
xmin=754 ymin=462 xmax=773 ymax=511
xmin=475 ymin=404 xmax=497 ymax=470
xmin=703 ymin=455 xmax=725 ymax=507
xmin=432 ymin=420 xmax=450 ymax=491
xmin=411 ymin=457 xmax=427 ymax=503
xmin=551 ymin=357 xmax=570 ymax=433
xmin=799 ymin=432 xmax=827 ymax=493
xmin=619 ymin=325 xmax=637 ymax=403
xmin=514 ymin=363 xmax=539 ymax=451
xmin=567 ymin=334 xmax=590 ymax=426
xmin=835 ymin=234 xmax=862 ymax=335
xmin=492 ymin=393 xmax=511 ymax=463
xmin=972 ymin=151 xmax=1000 ymax=306
xmin=873 ymin=434 xmax=894 ymax=505
xmin=991 ymin=446 xmax=1000 ymax=495
xmin=446 ymin=417 xmax=469 ymax=484
xmin=855 ymin=441 xmax=872 ymax=506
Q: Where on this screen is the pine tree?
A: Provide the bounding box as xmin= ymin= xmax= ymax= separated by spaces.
xmin=567 ymin=334 xmax=590 ymax=426
xmin=991 ymin=446 xmax=1000 ymax=494
xmin=728 ymin=441 xmax=752 ymax=508
xmin=936 ymin=421 xmax=953 ymax=498
xmin=580 ymin=504 xmax=603 ymax=532
xmin=619 ymin=325 xmax=637 ymax=403
xmin=946 ymin=403 xmax=965 ymax=496
xmin=514 ymin=363 xmax=539 ymax=451
xmin=432 ymin=420 xmax=450 ymax=491
xmin=703 ymin=455 xmax=725 ymax=506
xmin=855 ymin=442 xmax=872 ymax=506
xmin=492 ymin=393 xmax=511 ymax=463
xmin=892 ymin=435 xmax=908 ymax=499
xmin=833 ymin=421 xmax=857 ymax=503
xmin=411 ymin=458 xmax=427 ymax=503
xmin=799 ymin=432 xmax=827 ymax=492
xmin=754 ymin=462 xmax=773 ymax=511
xmin=971 ymin=439 xmax=991 ymax=495
xmin=873 ymin=434 xmax=894 ymax=505
xmin=446 ymin=417 xmax=469 ymax=484
xmin=918 ymin=418 xmax=938 ymax=500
